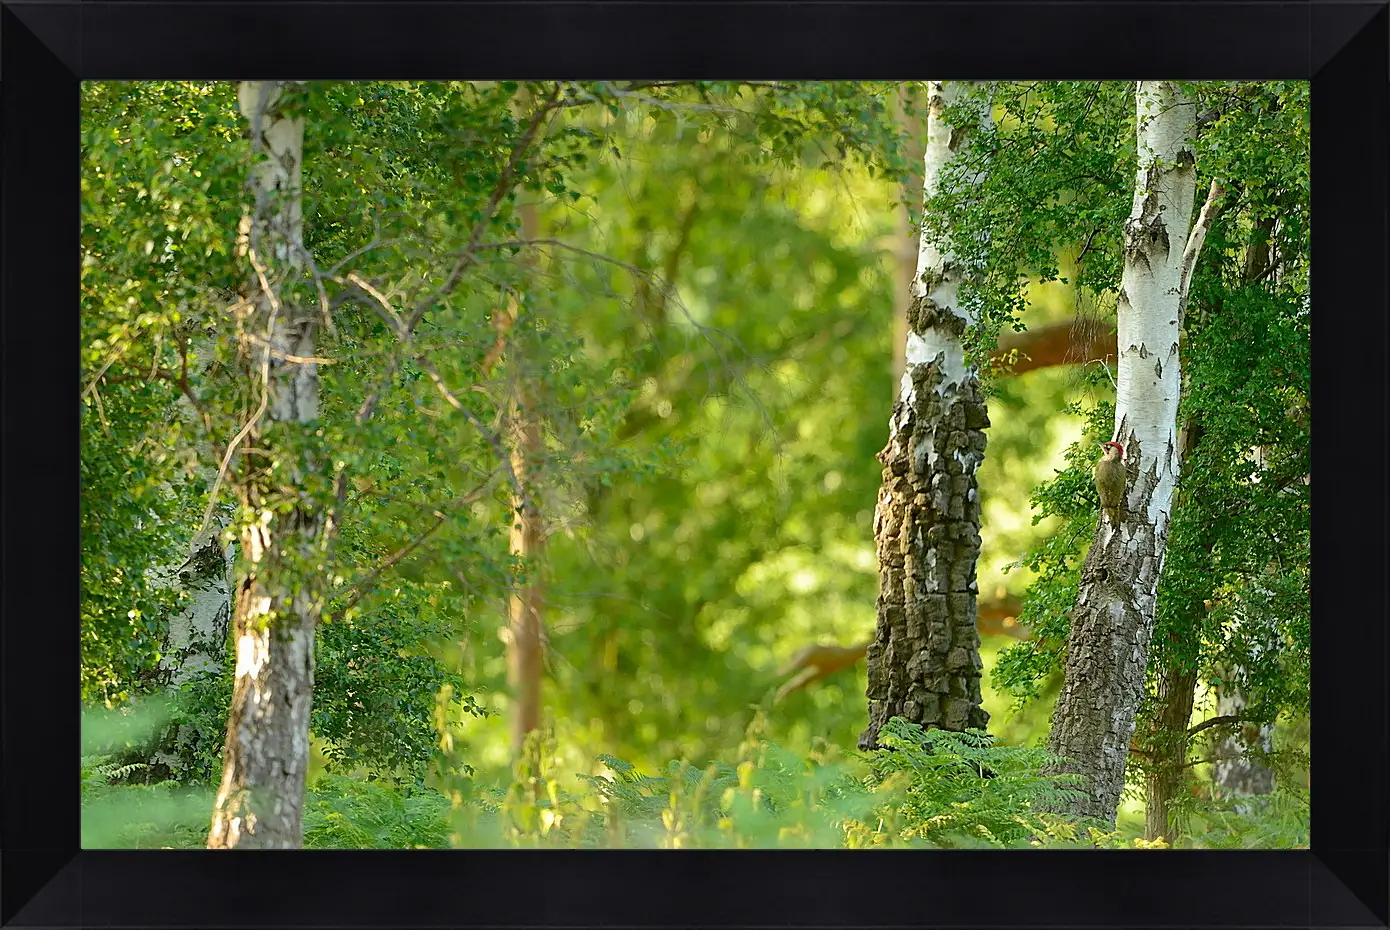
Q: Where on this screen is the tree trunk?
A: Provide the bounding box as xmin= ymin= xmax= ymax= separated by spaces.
xmin=504 ymin=195 xmax=547 ymax=756
xmin=141 ymin=519 xmax=235 ymax=781
xmin=1210 ymin=215 xmax=1280 ymax=802
xmin=1138 ymin=516 xmax=1211 ymax=843
xmin=1045 ymin=82 xmax=1207 ymax=824
xmin=208 ymin=80 xmax=323 ymax=849
xmin=1141 ymin=208 xmax=1274 ymax=834
xmin=860 ymin=81 xmax=991 ymax=749
xmin=890 ymin=83 xmax=927 ymax=391
xmin=506 ymin=389 xmax=546 ymax=754
xmin=1143 ymin=661 xmax=1197 ymax=842
xmin=1212 ymin=681 xmax=1276 ymax=799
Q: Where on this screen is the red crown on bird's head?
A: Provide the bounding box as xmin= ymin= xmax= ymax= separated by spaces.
xmin=1103 ymin=441 xmax=1125 ymax=455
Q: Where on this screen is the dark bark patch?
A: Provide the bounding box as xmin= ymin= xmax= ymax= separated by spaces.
xmin=908 ymin=295 xmax=968 ymax=338
xmin=861 ymin=366 xmax=990 ymax=750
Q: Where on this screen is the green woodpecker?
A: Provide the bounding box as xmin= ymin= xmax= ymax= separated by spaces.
xmin=1094 ymin=441 xmax=1126 ymax=526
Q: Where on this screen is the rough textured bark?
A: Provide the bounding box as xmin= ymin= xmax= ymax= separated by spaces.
xmin=1045 ymin=82 xmax=1208 ymax=824
xmin=860 ymin=81 xmax=990 ymax=750
xmin=208 ymin=81 xmax=323 ymax=849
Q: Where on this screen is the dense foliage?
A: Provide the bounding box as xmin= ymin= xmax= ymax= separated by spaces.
xmin=972 ymin=82 xmax=1310 ymax=821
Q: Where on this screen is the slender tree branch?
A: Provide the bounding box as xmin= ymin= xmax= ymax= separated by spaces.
xmin=83 ymin=344 xmax=131 ymax=399
xmin=1178 ymin=178 xmax=1226 ymax=310
xmin=345 ymin=88 xmax=562 ymax=430
xmin=88 ymin=383 xmax=112 ymax=436
xmin=197 ymin=243 xmax=279 ymax=537
xmin=413 ymin=352 xmax=533 ymax=511
xmin=400 ymin=86 xmax=563 ymax=337
xmin=327 ymin=235 xmax=417 ymax=277
xmin=344 ymin=272 xmax=407 ymax=337
xmin=333 ymin=478 xmax=495 ymax=617
xmin=474 ymin=237 xmax=677 ymax=301
xmin=241 ymin=332 xmax=336 ymax=365
xmin=1186 ymin=714 xmax=1250 ymax=738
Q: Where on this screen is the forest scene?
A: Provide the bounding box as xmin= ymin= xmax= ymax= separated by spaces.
xmin=81 ymin=79 xmax=1309 ymax=850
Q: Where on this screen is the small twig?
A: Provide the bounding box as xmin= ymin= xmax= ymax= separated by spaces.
xmin=82 ymin=345 xmax=129 ymax=399
xmin=176 ymin=329 xmax=214 ymax=437
xmin=199 ymin=383 xmax=269 ymax=539
xmin=1075 ymin=225 xmax=1101 ymax=264
xmin=327 ymin=235 xmax=416 ymax=276
xmin=273 ymin=219 xmax=336 ymax=339
xmin=147 ymin=331 xmax=164 ymax=384
xmin=1089 ymin=357 xmax=1118 ymax=391
xmin=271 ymin=352 xmax=334 ymax=365
xmin=474 ymin=238 xmax=675 ymax=300
xmin=86 ymin=370 xmax=176 ymax=386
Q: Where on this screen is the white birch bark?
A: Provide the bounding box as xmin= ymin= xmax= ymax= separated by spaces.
xmin=860 ymin=82 xmax=991 ymax=748
xmin=208 ymin=80 xmax=321 ymax=850
xmin=1213 ymin=681 xmax=1276 ymax=800
xmin=152 ymin=519 xmax=235 ymax=686
xmin=1047 ymin=82 xmax=1208 ymax=823
xmin=141 ymin=518 xmax=236 ymax=779
xmin=890 ymin=84 xmax=927 ymax=392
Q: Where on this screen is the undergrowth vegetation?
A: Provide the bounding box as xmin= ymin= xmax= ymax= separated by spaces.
xmin=82 ymin=706 xmax=1303 ymax=850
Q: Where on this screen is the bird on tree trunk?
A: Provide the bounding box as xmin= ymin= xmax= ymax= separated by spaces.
xmin=1095 ymin=441 xmax=1127 ymax=526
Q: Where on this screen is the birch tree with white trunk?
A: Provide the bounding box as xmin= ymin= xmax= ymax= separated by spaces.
xmin=139 ymin=516 xmax=235 ymax=779
xmin=208 ymin=80 xmax=325 ymax=849
xmin=859 ymin=81 xmax=991 ymax=749
xmin=889 ymin=84 xmax=927 ymax=392
xmin=1046 ymin=81 xmax=1221 ymax=823
xmin=137 ymin=346 xmax=242 ymax=781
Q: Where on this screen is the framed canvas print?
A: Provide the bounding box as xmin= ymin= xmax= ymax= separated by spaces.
xmin=3 ymin=0 xmax=1385 ymax=927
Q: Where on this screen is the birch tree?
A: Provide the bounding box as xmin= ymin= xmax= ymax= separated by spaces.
xmin=890 ymin=84 xmax=927 ymax=392
xmin=140 ymin=517 xmax=235 ymax=778
xmin=859 ymin=82 xmax=991 ymax=749
xmin=207 ymin=80 xmax=325 ymax=849
xmin=1046 ymin=81 xmax=1220 ymax=823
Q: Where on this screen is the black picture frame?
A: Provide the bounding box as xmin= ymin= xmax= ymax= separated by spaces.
xmin=5 ymin=2 xmax=1386 ymax=927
